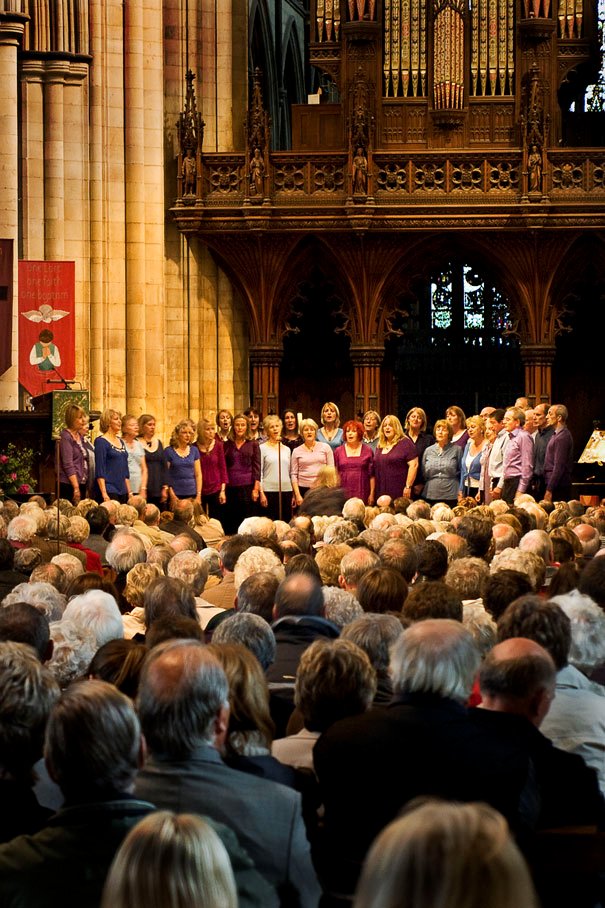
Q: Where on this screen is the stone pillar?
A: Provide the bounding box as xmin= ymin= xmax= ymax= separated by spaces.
xmin=20 ymin=59 xmax=45 ymax=261
xmin=250 ymin=344 xmax=283 ymax=416
xmin=350 ymin=344 xmax=384 ymax=417
xmin=124 ymin=0 xmax=147 ymax=413
xmin=0 ymin=7 xmax=28 ymax=408
xmin=520 ymin=344 xmax=556 ymax=405
xmin=43 ymin=60 xmax=72 ymax=260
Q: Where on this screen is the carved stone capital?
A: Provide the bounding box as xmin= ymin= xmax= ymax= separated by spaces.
xmin=350 ymin=344 xmax=384 ymax=366
xmin=249 ymin=344 xmax=283 ymax=366
xmin=519 ymin=343 xmax=556 ymax=365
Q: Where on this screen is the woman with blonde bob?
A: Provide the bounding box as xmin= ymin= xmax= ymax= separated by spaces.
xmin=353 ymin=800 xmax=538 ymax=908
xmin=317 ymin=401 xmax=343 ymax=450
xmin=374 ymin=415 xmax=418 ymax=502
xmin=101 ymin=811 xmax=237 ymax=908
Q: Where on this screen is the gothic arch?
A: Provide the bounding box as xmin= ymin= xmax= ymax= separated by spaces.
xmin=249 ymin=0 xmax=279 ymax=147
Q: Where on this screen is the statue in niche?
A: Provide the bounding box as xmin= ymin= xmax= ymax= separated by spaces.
xmin=249 ymin=147 xmax=265 ymax=196
xmin=528 ymin=144 xmax=543 ymax=192
xmin=182 ymin=148 xmax=197 ymax=196
xmin=353 ymin=147 xmax=368 ymax=194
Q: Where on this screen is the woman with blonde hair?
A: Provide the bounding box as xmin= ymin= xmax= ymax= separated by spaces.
xmin=459 ymin=415 xmax=487 ymax=501
xmin=165 ymin=419 xmax=202 ymax=506
xmin=362 ymin=410 xmax=381 ymax=453
xmin=196 ymin=417 xmax=228 ymax=520
xmin=94 ymin=409 xmax=131 ymax=503
xmin=374 ymin=415 xmax=418 ymax=502
xmin=259 ymin=415 xmax=293 ymax=522
xmin=317 ymin=401 xmax=343 ymax=450
xmin=121 ymin=414 xmax=148 ymax=496
xmin=290 ymin=418 xmax=335 ymax=510
xmin=353 ymin=800 xmax=538 ymax=908
xmin=101 ymin=811 xmax=237 ymax=908
xmin=223 ymin=413 xmax=261 ymax=534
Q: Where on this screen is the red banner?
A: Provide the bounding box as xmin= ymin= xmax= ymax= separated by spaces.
xmin=0 ymin=240 xmax=13 ymax=378
xmin=18 ymin=261 xmax=75 ymax=397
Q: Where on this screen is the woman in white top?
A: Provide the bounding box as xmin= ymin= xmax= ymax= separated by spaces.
xmin=259 ymin=415 xmax=292 ymax=522
xmin=121 ymin=414 xmax=148 ymax=496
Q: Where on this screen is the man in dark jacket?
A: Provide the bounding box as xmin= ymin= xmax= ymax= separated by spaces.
xmin=0 ymin=679 xmax=276 ymax=908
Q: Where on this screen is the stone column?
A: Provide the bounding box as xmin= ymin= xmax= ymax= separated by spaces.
xmin=250 ymin=344 xmax=283 ymax=416
xmin=20 ymin=59 xmax=45 ymax=261
xmin=43 ymin=60 xmax=72 ymax=260
xmin=350 ymin=344 xmax=384 ymax=417
xmin=520 ymin=344 xmax=556 ymax=405
xmin=0 ymin=7 xmax=28 ymax=408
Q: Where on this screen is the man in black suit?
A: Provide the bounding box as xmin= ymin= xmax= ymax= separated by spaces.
xmin=135 ymin=639 xmax=320 ymax=908
xmin=313 ymin=619 xmax=528 ymax=897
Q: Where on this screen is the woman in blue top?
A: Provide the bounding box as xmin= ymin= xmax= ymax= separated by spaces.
xmin=316 ymin=401 xmax=344 ymax=450
xmin=459 ymin=415 xmax=487 ymax=501
xmin=165 ymin=419 xmax=202 ymax=505
xmin=94 ymin=408 xmax=131 ymax=503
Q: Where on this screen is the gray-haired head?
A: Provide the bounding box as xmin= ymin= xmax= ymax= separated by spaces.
xmin=167 ymin=551 xmax=209 ymax=596
xmin=62 ymin=589 xmax=123 ymax=649
xmin=105 ymin=529 xmax=147 ymax=574
xmin=322 ymin=587 xmax=364 ymax=628
xmin=341 ymin=612 xmax=404 ymax=677
xmin=2 ymin=581 xmax=66 ymax=622
xmin=389 ymin=619 xmax=480 ymax=704
xmin=212 ymin=613 xmax=276 ymax=671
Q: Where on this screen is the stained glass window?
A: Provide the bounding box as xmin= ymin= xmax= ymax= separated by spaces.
xmin=429 ymin=263 xmax=514 ymax=345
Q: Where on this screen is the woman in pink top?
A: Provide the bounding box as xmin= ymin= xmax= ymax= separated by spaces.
xmin=290 ymin=418 xmax=334 ymax=508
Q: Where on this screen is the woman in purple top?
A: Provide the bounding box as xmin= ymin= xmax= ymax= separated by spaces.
xmin=374 ymin=415 xmax=419 ymax=502
xmin=223 ymin=413 xmax=261 ymax=534
xmin=59 ymin=404 xmax=90 ymax=503
xmin=290 ymin=418 xmax=334 ymax=509
xmin=196 ymin=417 xmax=228 ymax=521
xmin=165 ymin=419 xmax=202 ymax=504
xmin=334 ymin=419 xmax=375 ymax=504
xmin=446 ymin=405 xmax=469 ymax=450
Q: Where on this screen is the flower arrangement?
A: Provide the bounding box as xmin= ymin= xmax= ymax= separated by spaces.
xmin=0 ymin=444 xmax=36 ymax=497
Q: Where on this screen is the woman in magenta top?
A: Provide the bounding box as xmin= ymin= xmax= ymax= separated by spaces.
xmin=334 ymin=419 xmax=375 ymax=504
xmin=223 ymin=413 xmax=261 ymax=534
xmin=374 ymin=415 xmax=419 ymax=502
xmin=196 ymin=417 xmax=228 ymax=520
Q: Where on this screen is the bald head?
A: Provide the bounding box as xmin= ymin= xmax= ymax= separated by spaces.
xmin=573 ymin=524 xmax=600 ymax=558
xmin=479 ymin=637 xmax=556 ymax=726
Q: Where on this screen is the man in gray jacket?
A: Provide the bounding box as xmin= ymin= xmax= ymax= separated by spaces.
xmin=135 ymin=639 xmax=321 ymax=908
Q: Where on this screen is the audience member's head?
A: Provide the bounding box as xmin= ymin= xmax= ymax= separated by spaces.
xmin=550 ymin=589 xmax=605 ymax=674
xmin=339 ymin=547 xmax=381 ymax=591
xmin=490 ymin=548 xmax=545 ymax=592
xmin=45 ymin=679 xmax=142 ymax=801
xmin=138 ymin=641 xmax=229 ymax=760
xmin=233 ymin=545 xmax=284 ymax=592
xmin=341 ymin=613 xmax=404 ymax=680
xmin=389 ymin=620 xmax=480 ymax=704
xmin=415 ymin=539 xmax=448 ymax=581
xmin=378 ymin=539 xmax=418 ymax=583
xmin=479 ymin=637 xmax=556 ymax=727
xmin=356 ymin=567 xmax=408 ymax=615
xmin=0 ymin=602 xmax=52 ymax=661
xmin=167 ymin=551 xmax=209 ymax=596
xmin=497 ymin=596 xmax=571 ymax=671
xmin=101 ymin=811 xmax=237 ymax=908
xmin=145 ymin=616 xmax=204 ymax=649
xmin=105 ymin=530 xmax=146 ymax=574
xmin=143 ymin=577 xmax=197 ymax=630
xmin=211 ymin=613 xmax=276 ymax=671
xmin=403 ymin=582 xmax=463 ymax=623
xmin=481 ymin=570 xmax=533 ymax=622
xmin=445 ymin=557 xmax=490 ymax=601
xmin=455 ymin=517 xmax=493 ymax=560
xmin=322 ymin=587 xmax=363 ymax=628
xmin=353 ymin=800 xmax=538 ymax=908
xmin=295 ymin=639 xmax=376 ymax=732
xmin=2 ymin=581 xmax=66 ymax=622
xmin=62 ymin=589 xmax=123 ymax=649
xmin=578 ymin=556 xmax=605 ymax=610
xmin=0 ymin=641 xmax=58 ymax=784
xmin=88 ymin=639 xmax=147 ymax=699
xmin=273 ymin=573 xmax=325 ymax=620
